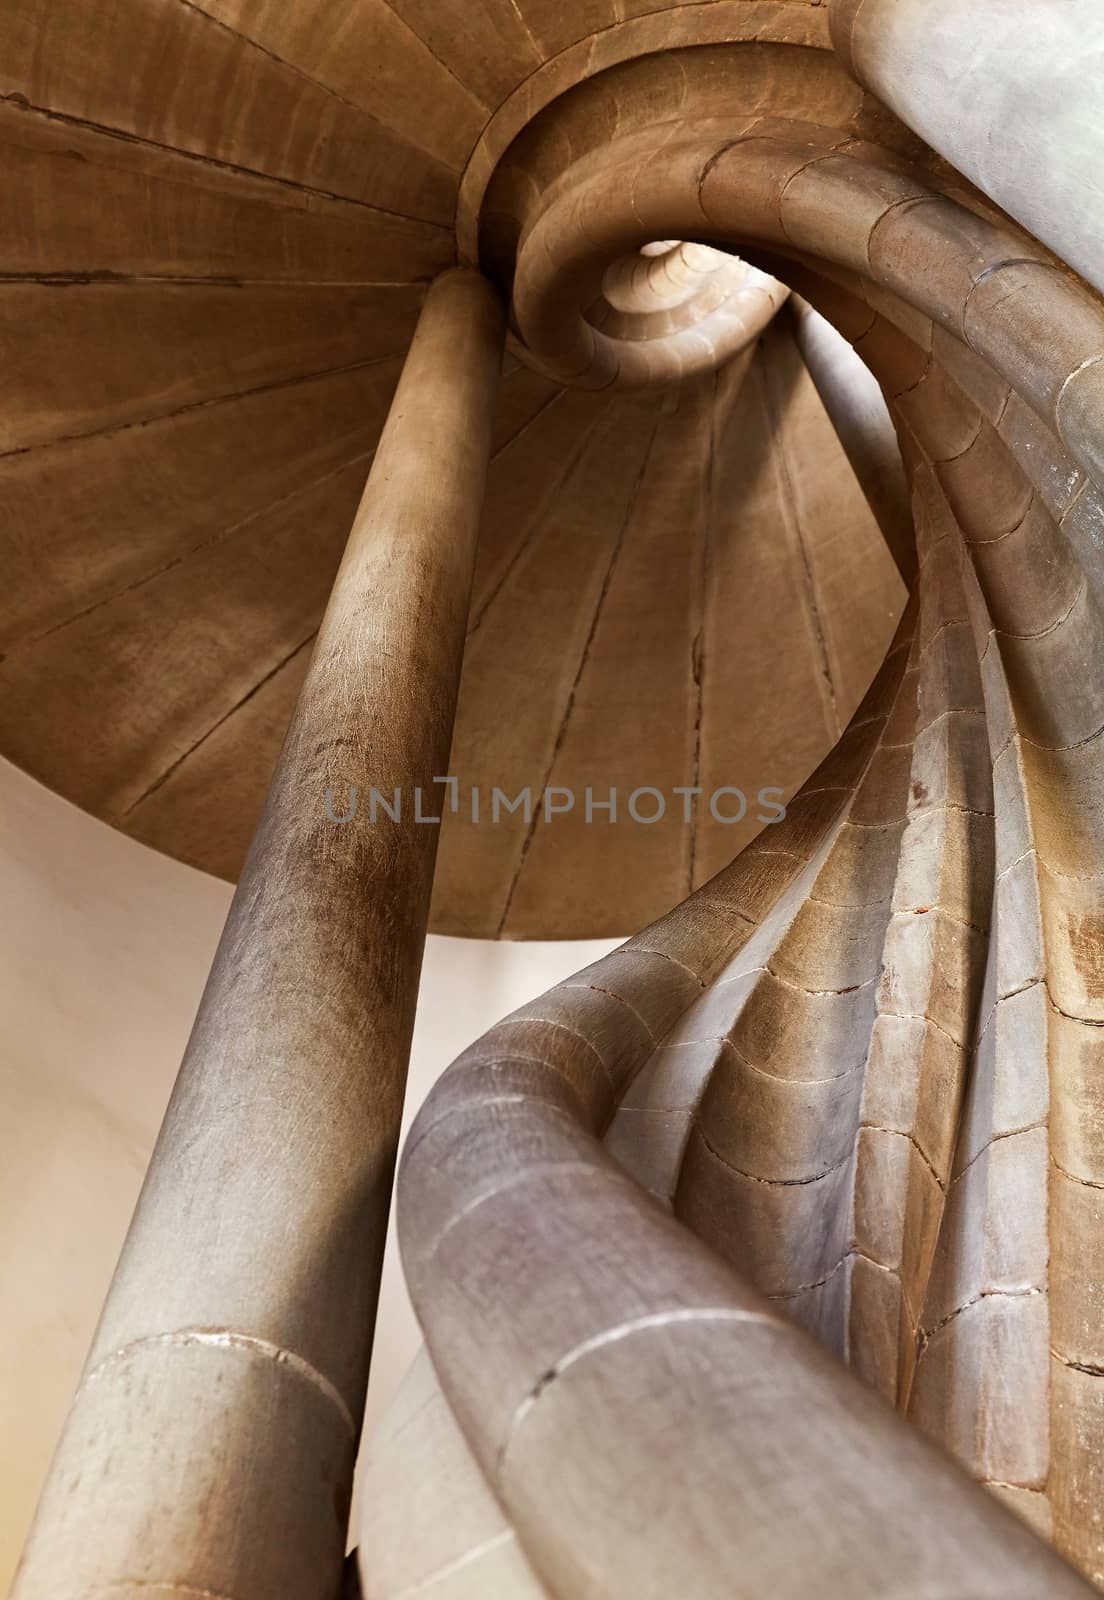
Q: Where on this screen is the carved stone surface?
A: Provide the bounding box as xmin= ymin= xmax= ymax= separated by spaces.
xmin=6 ymin=4 xmax=1104 ymax=1597
xmin=0 ymin=7 xmax=902 ymax=937
xmin=368 ymin=18 xmax=1104 ymax=1600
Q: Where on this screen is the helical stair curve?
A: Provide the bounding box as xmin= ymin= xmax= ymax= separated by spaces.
xmin=5 ymin=2 xmax=1104 ymax=1599
xmin=361 ymin=11 xmax=1104 ymax=1600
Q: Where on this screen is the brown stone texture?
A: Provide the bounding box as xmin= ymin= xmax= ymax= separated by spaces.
xmin=7 ymin=4 xmax=1104 ymax=1599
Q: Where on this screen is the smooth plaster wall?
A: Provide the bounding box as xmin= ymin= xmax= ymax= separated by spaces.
xmin=0 ymin=754 xmax=618 ymax=1590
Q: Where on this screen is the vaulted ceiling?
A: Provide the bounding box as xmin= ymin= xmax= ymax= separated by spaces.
xmin=0 ymin=0 xmax=908 ymax=935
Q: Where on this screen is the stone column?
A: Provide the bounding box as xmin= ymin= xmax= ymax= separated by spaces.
xmin=787 ymin=295 xmax=915 ymax=580
xmin=829 ymin=0 xmax=1104 ymax=299
xmin=13 ymin=268 xmax=505 ymax=1600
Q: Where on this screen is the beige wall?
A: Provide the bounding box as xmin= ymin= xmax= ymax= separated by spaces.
xmin=0 ymin=754 xmax=617 ymax=1590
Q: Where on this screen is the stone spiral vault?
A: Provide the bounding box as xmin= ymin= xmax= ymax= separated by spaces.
xmin=6 ymin=1 xmax=1104 ymax=1596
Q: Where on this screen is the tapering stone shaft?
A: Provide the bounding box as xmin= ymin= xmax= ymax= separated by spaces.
xmin=13 ymin=268 xmax=506 ymax=1600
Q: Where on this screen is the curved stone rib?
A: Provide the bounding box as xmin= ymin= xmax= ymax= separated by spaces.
xmin=828 ymin=0 xmax=1104 ymax=301
xmin=7 ymin=9 xmax=1104 ymax=1597
xmin=376 ymin=76 xmax=1104 ymax=1595
xmin=394 ymin=612 xmax=1091 ymax=1597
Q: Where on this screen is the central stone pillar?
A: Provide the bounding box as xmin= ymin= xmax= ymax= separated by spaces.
xmin=14 ymin=268 xmax=506 ymax=1600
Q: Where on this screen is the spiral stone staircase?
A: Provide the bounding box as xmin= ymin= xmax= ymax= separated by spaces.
xmin=5 ymin=2 xmax=1104 ymax=1597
